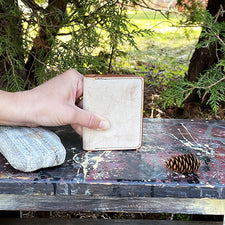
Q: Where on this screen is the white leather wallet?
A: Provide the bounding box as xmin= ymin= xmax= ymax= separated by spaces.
xmin=83 ymin=75 xmax=144 ymax=151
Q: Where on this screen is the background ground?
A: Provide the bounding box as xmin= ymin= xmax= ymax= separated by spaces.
xmin=122 ymin=10 xmax=225 ymax=120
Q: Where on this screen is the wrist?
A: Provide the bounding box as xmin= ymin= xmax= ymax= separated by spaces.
xmin=0 ymin=90 xmax=38 ymax=127
xmin=14 ymin=90 xmax=39 ymax=127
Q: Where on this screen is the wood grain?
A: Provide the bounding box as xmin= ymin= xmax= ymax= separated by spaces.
xmin=0 ymin=218 xmax=222 ymax=225
xmin=0 ymin=195 xmax=224 ymax=215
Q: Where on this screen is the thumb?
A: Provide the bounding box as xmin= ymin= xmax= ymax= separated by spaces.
xmin=71 ymin=106 xmax=110 ymax=130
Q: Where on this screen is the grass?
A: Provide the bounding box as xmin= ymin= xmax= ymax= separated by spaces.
xmin=115 ymin=10 xmax=201 ymax=85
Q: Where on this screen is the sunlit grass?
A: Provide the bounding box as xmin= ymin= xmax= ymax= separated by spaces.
xmin=115 ymin=10 xmax=201 ymax=85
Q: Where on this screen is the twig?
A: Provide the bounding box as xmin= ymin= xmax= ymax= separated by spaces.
xmin=214 ymin=4 xmax=225 ymax=23
xmin=207 ymin=76 xmax=225 ymax=89
xmin=172 ymin=25 xmax=202 ymax=28
xmin=30 ymin=52 xmax=56 ymax=70
xmin=181 ymin=74 xmax=225 ymax=104
xmin=6 ymin=49 xmax=16 ymax=78
xmin=5 ymin=48 xmax=20 ymax=90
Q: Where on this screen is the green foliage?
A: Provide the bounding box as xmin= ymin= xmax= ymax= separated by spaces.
xmin=160 ymin=8 xmax=225 ymax=113
xmin=159 ymin=79 xmax=192 ymax=108
xmin=160 ymin=65 xmax=225 ymax=113
xmin=176 ymin=0 xmax=206 ymax=24
xmin=48 ymin=1 xmax=150 ymax=75
xmin=0 ymin=0 xmax=151 ymax=90
xmin=195 ymin=10 xmax=225 ymax=49
xmin=0 ymin=1 xmax=27 ymax=91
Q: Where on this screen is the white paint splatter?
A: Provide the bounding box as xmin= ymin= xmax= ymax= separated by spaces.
xmin=73 ymin=151 xmax=111 ymax=179
xmin=170 ymin=123 xmax=215 ymax=155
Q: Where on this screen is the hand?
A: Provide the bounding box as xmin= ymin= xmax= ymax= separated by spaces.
xmin=0 ymin=69 xmax=109 ymax=135
xmin=29 ymin=69 xmax=110 ymax=135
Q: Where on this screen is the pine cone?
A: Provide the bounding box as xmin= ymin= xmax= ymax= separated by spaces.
xmin=165 ymin=153 xmax=200 ymax=174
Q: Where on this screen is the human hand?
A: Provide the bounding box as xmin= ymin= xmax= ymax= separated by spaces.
xmin=18 ymin=69 xmax=110 ymax=135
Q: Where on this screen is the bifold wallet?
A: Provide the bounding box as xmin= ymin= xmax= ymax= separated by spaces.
xmin=83 ymin=74 xmax=144 ymax=151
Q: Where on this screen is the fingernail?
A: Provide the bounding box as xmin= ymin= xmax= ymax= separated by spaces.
xmin=98 ymin=119 xmax=110 ymax=130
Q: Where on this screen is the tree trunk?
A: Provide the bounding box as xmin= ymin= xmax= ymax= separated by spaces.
xmin=186 ymin=0 xmax=225 ymax=82
xmin=25 ymin=0 xmax=67 ymax=87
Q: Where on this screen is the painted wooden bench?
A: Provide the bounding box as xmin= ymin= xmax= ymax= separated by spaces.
xmin=0 ymin=118 xmax=224 ymax=224
xmin=0 ymin=218 xmax=223 ymax=224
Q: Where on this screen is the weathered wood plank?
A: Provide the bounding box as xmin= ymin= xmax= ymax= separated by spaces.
xmin=0 ymin=195 xmax=224 ymax=215
xmin=0 ymin=219 xmax=223 ymax=225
